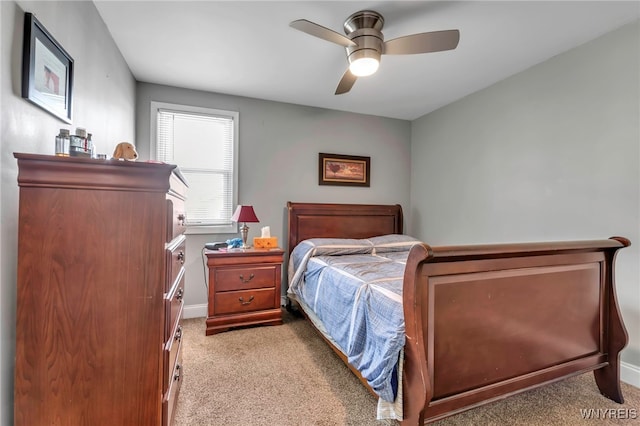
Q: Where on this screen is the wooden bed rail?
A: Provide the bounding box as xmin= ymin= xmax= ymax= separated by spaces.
xmin=402 ymin=237 xmax=630 ymax=425
xmin=418 ymin=237 xmax=630 ymax=261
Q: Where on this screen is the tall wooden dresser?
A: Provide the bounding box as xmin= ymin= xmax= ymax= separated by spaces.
xmin=13 ymin=153 xmax=187 ymax=425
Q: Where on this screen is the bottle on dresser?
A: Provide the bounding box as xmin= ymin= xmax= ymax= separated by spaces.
xmin=54 ymin=129 xmax=70 ymax=156
xmin=69 ymin=127 xmax=93 ymax=157
xmin=87 ymin=133 xmax=96 ymax=158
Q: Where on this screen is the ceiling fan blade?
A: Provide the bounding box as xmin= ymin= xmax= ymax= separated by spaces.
xmin=335 ymin=69 xmax=357 ymax=95
xmin=290 ymin=19 xmax=356 ymax=48
xmin=383 ymin=29 xmax=460 ymax=55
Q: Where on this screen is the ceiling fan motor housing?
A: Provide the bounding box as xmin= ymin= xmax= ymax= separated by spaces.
xmin=343 ymin=11 xmax=384 ymax=68
xmin=343 ymin=10 xmax=384 ymax=33
xmin=346 ymin=28 xmax=383 ymax=65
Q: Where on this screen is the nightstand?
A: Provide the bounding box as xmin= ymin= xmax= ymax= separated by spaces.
xmin=205 ymin=248 xmax=284 ymax=335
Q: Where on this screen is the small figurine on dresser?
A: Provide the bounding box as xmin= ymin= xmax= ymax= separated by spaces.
xmin=112 ymin=142 xmax=138 ymax=161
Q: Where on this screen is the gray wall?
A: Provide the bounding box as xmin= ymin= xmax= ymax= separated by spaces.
xmin=0 ymin=1 xmax=136 ymax=423
xmin=410 ymin=22 xmax=640 ymax=371
xmin=136 ymin=83 xmax=412 ymax=310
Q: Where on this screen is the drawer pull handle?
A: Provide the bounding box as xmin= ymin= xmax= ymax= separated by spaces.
xmin=239 ymin=273 xmax=255 ymax=283
xmin=176 ymin=287 xmax=184 ymax=301
xmin=177 ymin=214 xmax=186 ymax=226
xmin=177 ymin=251 xmax=185 ymax=264
xmin=239 ymin=296 xmax=254 ymax=305
xmin=174 ymin=325 xmax=183 ymax=341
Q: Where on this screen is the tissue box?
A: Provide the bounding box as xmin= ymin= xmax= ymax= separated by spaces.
xmin=253 ymin=237 xmax=278 ymax=249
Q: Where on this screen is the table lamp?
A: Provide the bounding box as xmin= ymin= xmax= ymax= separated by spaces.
xmin=231 ymin=205 xmax=259 ymax=249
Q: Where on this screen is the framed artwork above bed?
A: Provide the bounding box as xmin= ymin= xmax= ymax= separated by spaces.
xmin=319 ymin=153 xmax=370 ymax=187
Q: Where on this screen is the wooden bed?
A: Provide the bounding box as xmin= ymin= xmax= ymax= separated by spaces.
xmin=286 ymin=201 xmax=630 ymax=425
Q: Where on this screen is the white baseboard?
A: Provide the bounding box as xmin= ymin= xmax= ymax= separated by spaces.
xmin=181 ymin=302 xmax=640 ymax=390
xmin=621 ymin=361 xmax=640 ymax=388
xmin=183 ymin=303 xmax=207 ymax=319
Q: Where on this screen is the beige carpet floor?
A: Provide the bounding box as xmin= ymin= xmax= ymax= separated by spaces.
xmin=174 ymin=313 xmax=640 ymax=425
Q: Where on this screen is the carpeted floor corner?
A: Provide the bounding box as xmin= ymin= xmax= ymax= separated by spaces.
xmin=173 ymin=313 xmax=639 ymax=425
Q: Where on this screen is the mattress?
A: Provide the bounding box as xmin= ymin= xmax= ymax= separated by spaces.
xmin=287 ymin=234 xmax=421 ymax=419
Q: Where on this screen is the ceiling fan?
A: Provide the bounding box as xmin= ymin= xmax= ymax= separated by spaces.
xmin=290 ymin=10 xmax=460 ymax=95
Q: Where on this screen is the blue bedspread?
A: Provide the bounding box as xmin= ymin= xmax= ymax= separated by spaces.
xmin=287 ymin=235 xmax=421 ymax=402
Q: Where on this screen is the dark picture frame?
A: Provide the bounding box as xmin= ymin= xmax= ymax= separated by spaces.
xmin=22 ymin=12 xmax=73 ymax=123
xmin=319 ymin=153 xmax=370 ymax=187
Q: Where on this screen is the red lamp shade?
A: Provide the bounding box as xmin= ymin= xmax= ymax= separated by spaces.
xmin=231 ymin=205 xmax=259 ymax=223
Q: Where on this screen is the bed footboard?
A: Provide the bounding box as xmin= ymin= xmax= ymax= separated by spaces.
xmin=401 ymin=237 xmax=630 ymax=425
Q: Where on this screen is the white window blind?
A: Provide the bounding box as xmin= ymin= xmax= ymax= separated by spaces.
xmin=153 ymin=102 xmax=238 ymax=233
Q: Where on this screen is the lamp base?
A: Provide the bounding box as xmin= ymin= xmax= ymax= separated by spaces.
xmin=240 ymin=223 xmax=250 ymax=249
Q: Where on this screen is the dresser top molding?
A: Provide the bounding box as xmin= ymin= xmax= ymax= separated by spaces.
xmin=14 ymin=153 xmax=187 ymax=193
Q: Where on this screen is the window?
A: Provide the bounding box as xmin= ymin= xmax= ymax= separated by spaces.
xmin=151 ymin=101 xmax=238 ymax=234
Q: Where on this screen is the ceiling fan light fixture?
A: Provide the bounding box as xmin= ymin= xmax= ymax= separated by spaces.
xmin=349 ymin=57 xmax=379 ymax=77
xmin=347 ymin=48 xmax=381 ymax=77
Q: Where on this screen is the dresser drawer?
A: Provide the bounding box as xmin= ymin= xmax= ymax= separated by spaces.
xmin=166 ymin=196 xmax=186 ymax=243
xmin=214 ymin=264 xmax=278 ymax=292
xmin=164 ymin=319 xmax=183 ymax=392
xmin=214 ymin=288 xmax=276 ymax=315
xmin=163 ymin=349 xmax=183 ymax=426
xmin=166 ymin=236 xmax=186 ymax=291
xmin=166 ymin=271 xmax=185 ymax=340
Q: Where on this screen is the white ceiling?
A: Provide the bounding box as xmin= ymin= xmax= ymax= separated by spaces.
xmin=93 ymin=1 xmax=639 ymax=121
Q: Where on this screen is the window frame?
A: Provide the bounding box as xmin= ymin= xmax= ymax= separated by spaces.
xmin=150 ymin=101 xmax=239 ymax=235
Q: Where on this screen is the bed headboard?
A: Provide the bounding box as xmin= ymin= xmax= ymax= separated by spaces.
xmin=287 ymin=202 xmax=403 ymax=254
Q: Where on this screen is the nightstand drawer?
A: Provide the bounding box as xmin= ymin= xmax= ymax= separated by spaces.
xmin=214 ymin=288 xmax=276 ymax=315
xmin=214 ymin=265 xmax=278 ymax=292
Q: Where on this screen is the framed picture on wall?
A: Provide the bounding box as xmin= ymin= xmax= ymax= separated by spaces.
xmin=22 ymin=12 xmax=74 ymax=123
xmin=319 ymin=153 xmax=370 ymax=187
